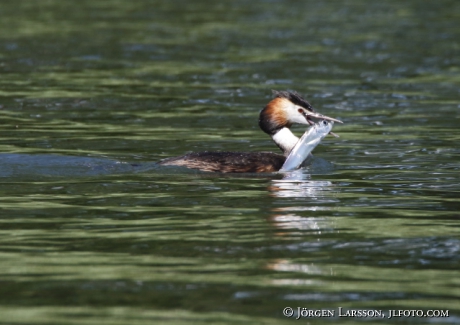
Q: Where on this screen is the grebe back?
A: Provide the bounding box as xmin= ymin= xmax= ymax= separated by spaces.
xmin=159 ymin=90 xmax=342 ymax=173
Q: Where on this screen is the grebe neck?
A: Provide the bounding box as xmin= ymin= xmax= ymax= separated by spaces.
xmin=271 ymin=127 xmax=299 ymax=157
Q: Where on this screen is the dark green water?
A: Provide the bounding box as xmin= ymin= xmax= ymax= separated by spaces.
xmin=0 ymin=1 xmax=459 ymax=324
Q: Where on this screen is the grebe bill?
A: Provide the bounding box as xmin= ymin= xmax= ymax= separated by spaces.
xmin=159 ymin=90 xmax=342 ymax=173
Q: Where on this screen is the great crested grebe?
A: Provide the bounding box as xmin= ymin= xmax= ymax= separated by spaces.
xmin=159 ymin=90 xmax=342 ymax=173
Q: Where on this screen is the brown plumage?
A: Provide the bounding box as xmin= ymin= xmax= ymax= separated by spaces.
xmin=259 ymin=97 xmax=290 ymax=131
xmin=160 ymin=151 xmax=285 ymax=173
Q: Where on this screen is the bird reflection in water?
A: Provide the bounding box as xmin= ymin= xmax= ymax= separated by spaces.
xmin=268 ymin=168 xmax=337 ymax=234
xmin=266 ymin=168 xmax=337 ymax=283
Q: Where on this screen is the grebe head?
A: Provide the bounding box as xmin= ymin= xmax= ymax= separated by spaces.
xmin=259 ymin=90 xmax=342 ymax=135
xmin=259 ymin=90 xmax=342 ymax=155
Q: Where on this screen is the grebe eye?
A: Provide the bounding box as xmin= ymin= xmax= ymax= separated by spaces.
xmin=297 ymin=108 xmax=304 ymax=114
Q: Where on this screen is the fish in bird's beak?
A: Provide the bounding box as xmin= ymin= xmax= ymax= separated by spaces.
xmin=304 ymin=111 xmax=343 ymax=124
xmin=299 ymin=108 xmax=343 ymax=138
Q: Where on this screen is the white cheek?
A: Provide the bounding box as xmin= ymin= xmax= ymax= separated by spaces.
xmin=285 ymin=109 xmax=308 ymax=125
xmin=292 ymin=114 xmax=309 ymax=124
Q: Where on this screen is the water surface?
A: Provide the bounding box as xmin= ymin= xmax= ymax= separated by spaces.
xmin=0 ymin=1 xmax=459 ymax=324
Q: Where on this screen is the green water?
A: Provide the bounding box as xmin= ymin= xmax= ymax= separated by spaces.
xmin=0 ymin=1 xmax=459 ymax=324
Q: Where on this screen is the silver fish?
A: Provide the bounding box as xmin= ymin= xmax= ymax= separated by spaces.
xmin=279 ymin=120 xmax=333 ymax=172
